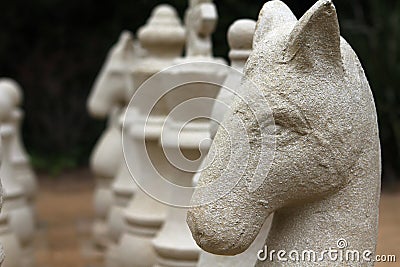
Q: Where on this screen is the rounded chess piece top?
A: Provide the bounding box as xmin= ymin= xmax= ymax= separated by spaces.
xmin=0 ymin=78 xmax=22 ymax=106
xmin=0 ymin=78 xmax=23 ymax=122
xmin=138 ymin=4 xmax=185 ymax=56
xmin=227 ymin=19 xmax=256 ymax=51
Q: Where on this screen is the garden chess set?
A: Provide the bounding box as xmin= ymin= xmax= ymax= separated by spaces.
xmin=0 ymin=1 xmax=395 ymax=267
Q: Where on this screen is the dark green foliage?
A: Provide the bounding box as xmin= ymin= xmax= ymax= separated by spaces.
xmin=0 ymin=0 xmax=398 ymax=181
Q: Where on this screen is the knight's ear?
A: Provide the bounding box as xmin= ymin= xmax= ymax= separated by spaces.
xmin=253 ymin=0 xmax=297 ymax=47
xmin=117 ymin=30 xmax=134 ymax=55
xmin=283 ymin=0 xmax=342 ymax=67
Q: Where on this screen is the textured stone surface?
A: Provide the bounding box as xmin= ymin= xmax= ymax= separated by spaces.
xmin=187 ymin=1 xmax=381 ymax=266
xmin=209 ymin=19 xmax=255 ymax=139
xmin=198 ymin=18 xmax=273 ymax=267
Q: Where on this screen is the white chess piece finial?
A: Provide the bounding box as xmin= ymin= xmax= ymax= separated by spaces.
xmin=185 ymin=0 xmax=217 ymax=57
xmin=115 ymin=5 xmax=185 ymax=267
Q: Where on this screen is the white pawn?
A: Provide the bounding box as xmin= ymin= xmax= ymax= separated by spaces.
xmin=0 ymin=86 xmax=23 ymax=267
xmin=0 ymin=80 xmax=36 ymax=267
xmin=0 ymin=124 xmax=35 ymax=267
xmin=0 ymin=79 xmax=38 ymax=223
xmin=196 ymin=19 xmax=272 ymax=267
xmin=87 ymin=30 xmax=137 ymax=253
xmin=9 ymin=110 xmax=38 ymax=215
xmin=115 ymin=5 xmax=185 ymax=267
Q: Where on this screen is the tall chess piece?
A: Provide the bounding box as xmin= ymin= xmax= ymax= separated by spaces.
xmin=0 ymin=80 xmax=36 ymax=267
xmin=0 ymin=84 xmax=24 ymax=267
xmin=87 ymin=31 xmax=136 ymax=253
xmin=150 ymin=1 xmax=227 ymax=266
xmin=89 ymin=108 xmax=122 ymax=253
xmin=115 ymin=5 xmax=185 ymax=267
xmin=197 ymin=19 xmax=272 ymax=267
xmin=105 ymin=41 xmax=144 ymax=267
xmin=0 ymin=80 xmax=38 ymax=224
xmin=0 ymin=125 xmax=28 ymax=267
xmin=188 ymin=1 xmax=381 ymax=266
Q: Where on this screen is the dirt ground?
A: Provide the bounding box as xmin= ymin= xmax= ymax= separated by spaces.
xmin=33 ymin=168 xmax=399 ymax=267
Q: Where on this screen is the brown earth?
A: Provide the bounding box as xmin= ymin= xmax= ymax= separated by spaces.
xmin=33 ymin=168 xmax=399 ymax=267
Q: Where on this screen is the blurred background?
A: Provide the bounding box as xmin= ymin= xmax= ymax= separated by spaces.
xmin=0 ymin=0 xmax=398 ymax=185
xmin=0 ymin=1 xmax=398 ymax=267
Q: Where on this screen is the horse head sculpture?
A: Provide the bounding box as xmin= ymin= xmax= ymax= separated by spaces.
xmin=187 ymin=1 xmax=381 ymax=265
xmin=87 ymin=31 xmax=137 ymax=118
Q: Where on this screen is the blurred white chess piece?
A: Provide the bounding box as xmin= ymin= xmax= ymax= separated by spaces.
xmin=87 ymin=31 xmax=137 ymax=254
xmin=115 ymin=5 xmax=186 ymax=267
xmin=0 ymin=82 xmax=22 ymax=267
xmin=103 ymin=35 xmax=145 ymax=267
xmin=0 ymin=78 xmax=36 ymax=267
xmin=185 ymin=0 xmax=218 ymax=57
xmin=0 ymin=80 xmax=39 ymax=227
xmin=150 ymin=1 xmax=227 ymax=266
xmin=0 ymin=79 xmax=36 ymax=267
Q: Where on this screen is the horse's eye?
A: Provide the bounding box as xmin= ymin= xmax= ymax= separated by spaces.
xmin=274 ymin=124 xmax=286 ymax=135
xmin=272 ymin=107 xmax=310 ymax=136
